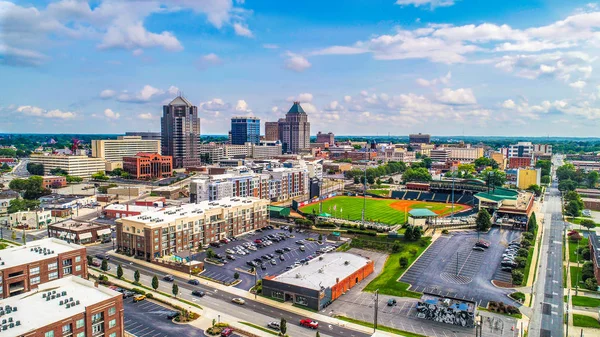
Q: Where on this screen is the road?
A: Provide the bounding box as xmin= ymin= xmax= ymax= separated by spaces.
xmin=89 ymin=248 xmax=369 ymax=337
xmin=529 ymin=155 xmax=564 ymax=337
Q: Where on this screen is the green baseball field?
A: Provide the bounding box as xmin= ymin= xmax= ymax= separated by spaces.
xmin=299 ymin=196 xmax=467 ymax=225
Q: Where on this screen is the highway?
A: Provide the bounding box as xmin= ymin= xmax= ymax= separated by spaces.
xmin=86 ymin=243 xmax=369 ymax=337
xmin=529 ymin=155 xmax=564 ymax=337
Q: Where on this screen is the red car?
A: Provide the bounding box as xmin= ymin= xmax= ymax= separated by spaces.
xmin=254 ymin=239 xmax=262 ymax=244
xmin=300 ymin=319 xmax=318 ymax=329
xmin=220 ymin=238 xmax=229 ymax=244
xmin=221 ymin=328 xmax=233 ymax=336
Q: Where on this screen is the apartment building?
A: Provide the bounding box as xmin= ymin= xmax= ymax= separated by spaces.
xmin=0 ymin=238 xmax=87 ymax=299
xmin=508 ymin=157 xmax=532 ymax=169
xmin=116 ymin=197 xmax=269 ymax=260
xmin=1 ymin=276 xmax=123 ymax=337
xmin=91 ymin=136 xmax=161 ymax=163
xmin=8 ymin=209 xmax=52 ymax=228
xmin=448 ymin=147 xmax=484 ymax=163
xmin=30 ymin=154 xmax=106 ymax=178
xmin=189 ymin=173 xmax=270 ymax=203
xmin=269 ymin=167 xmax=307 ymax=201
xmin=508 ymin=142 xmax=534 ymax=158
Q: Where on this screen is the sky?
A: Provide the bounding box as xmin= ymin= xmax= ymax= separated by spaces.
xmin=2 ymin=0 xmax=600 ymax=136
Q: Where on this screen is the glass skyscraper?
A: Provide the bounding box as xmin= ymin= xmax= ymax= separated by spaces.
xmin=231 ymin=117 xmax=260 ymax=145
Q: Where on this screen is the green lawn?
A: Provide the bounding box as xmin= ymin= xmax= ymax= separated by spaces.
xmin=572 ymin=295 xmax=600 ymax=308
xmin=563 ymin=266 xmax=567 ymax=288
xmin=571 ymin=266 xmax=583 ymax=288
xmin=238 ymin=322 xmax=278 ymax=336
xmin=300 ymin=196 xmax=465 ymax=225
xmin=363 ymin=238 xmax=431 ymax=298
xmin=569 ymin=237 xmax=589 ymax=263
xmin=335 ymin=316 xmax=426 ymax=337
xmin=367 ymin=189 xmax=389 ymax=197
xmin=573 ymin=314 xmax=600 ymax=328
xmin=568 ymin=218 xmax=598 ymax=226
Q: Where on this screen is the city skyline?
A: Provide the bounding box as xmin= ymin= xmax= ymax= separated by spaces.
xmin=2 ymin=0 xmax=600 ymax=136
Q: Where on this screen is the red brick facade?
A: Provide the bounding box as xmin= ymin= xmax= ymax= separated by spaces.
xmin=42 ymin=176 xmax=67 ymax=189
xmin=123 ymin=152 xmax=173 ymax=179
xmin=508 ymin=157 xmax=532 ymax=169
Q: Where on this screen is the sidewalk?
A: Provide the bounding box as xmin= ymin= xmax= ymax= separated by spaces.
xmin=109 ymin=251 xmax=373 ymax=335
xmin=524 ymin=200 xmax=544 ymax=307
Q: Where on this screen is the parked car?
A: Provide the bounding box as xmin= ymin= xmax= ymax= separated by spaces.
xmin=387 ymin=298 xmax=397 ymax=306
xmin=90 ymin=259 xmax=101 ymax=267
xmin=279 ymin=255 xmax=285 ymax=261
xmin=254 ymin=239 xmax=262 ymax=244
xmin=221 ymin=328 xmax=234 ymax=337
xmin=299 ymin=245 xmax=305 ymax=252
xmin=472 ymin=246 xmax=485 ymax=251
xmin=225 ymin=249 xmax=234 ymax=254
xmin=270 ymin=259 xmax=277 ymax=265
xmin=188 ymin=279 xmax=200 ymax=285
xmin=295 ymin=240 xmax=304 ymax=245
xmin=163 ymin=275 xmax=174 ymax=282
xmin=166 ymin=311 xmax=179 ymax=320
xmin=475 ymin=241 xmax=490 ymax=248
xmin=232 ymin=298 xmax=245 ymax=305
xmin=275 ymin=249 xmax=284 ymax=254
xmin=219 ymin=238 xmax=229 ymax=244
xmin=227 ymin=254 xmax=236 ymax=260
xmin=283 ymin=247 xmax=291 ymax=252
xmin=501 ymin=266 xmax=513 ymax=272
xmin=261 ymin=264 xmax=267 ymax=270
xmin=210 ymin=242 xmax=221 ymax=248
xmin=300 ymin=319 xmax=319 ymax=329
xmin=122 ymin=290 xmax=135 ymax=298
xmin=95 ymin=254 xmax=110 ymax=260
xmin=192 ymin=290 xmax=205 ymax=297
xmin=133 ymin=294 xmax=146 ymax=302
xmin=246 ymin=261 xmax=257 ymax=267
xmin=268 ymin=321 xmax=281 ymax=330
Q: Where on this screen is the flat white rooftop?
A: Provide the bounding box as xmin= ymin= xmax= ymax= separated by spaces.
xmin=0 ymin=276 xmax=119 ymax=336
xmin=0 ymin=238 xmax=82 ymax=271
xmin=123 ymin=197 xmax=265 ymax=227
xmin=272 ymin=252 xmax=371 ymax=291
xmin=104 ymin=204 xmax=162 ymax=213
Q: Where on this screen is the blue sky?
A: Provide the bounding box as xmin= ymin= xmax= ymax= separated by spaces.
xmin=2 ymin=0 xmax=600 ymax=136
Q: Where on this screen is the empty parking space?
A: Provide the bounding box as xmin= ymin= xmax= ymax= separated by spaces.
xmin=398 ymin=228 xmax=522 ymax=306
xmin=124 ymin=300 xmax=205 ymax=337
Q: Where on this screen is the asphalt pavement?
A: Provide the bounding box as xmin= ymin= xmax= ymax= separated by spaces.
xmin=123 ymin=299 xmax=207 ymax=337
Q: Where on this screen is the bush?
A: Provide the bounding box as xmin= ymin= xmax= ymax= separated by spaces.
xmin=441 ymin=229 xmax=449 ymax=234
xmin=515 ymin=256 xmax=527 ymax=269
xmin=582 ymin=247 xmax=591 ymax=260
xmin=399 ymin=256 xmax=409 ymax=268
xmin=409 ymin=248 xmax=418 ymax=256
xmin=522 ymin=232 xmax=534 ymax=240
xmin=510 ymin=292 xmax=526 ymax=302
xmin=132 ymin=288 xmax=146 ymax=295
xmin=145 ymin=293 xmax=154 ymax=299
xmin=585 ymin=277 xmax=598 ymax=291
xmin=520 ymin=239 xmax=532 ymax=249
xmin=517 ymin=248 xmax=529 ymax=258
xmin=511 ymin=270 xmax=524 ymax=285
xmin=582 ymin=261 xmax=595 ymax=281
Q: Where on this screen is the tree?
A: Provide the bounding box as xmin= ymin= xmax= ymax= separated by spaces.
xmin=388 ymin=177 xmax=394 ymax=184
xmin=566 ymin=200 xmax=582 ymax=217
xmin=9 ymin=176 xmax=51 ymax=200
xmin=172 ymin=283 xmax=179 ymax=298
xmin=526 ymin=184 xmax=542 ymax=197
xmin=353 ymin=176 xmax=360 ymax=184
xmin=511 ymin=270 xmax=524 ymax=285
xmin=91 ymin=171 xmax=109 ymax=181
xmin=318 ymin=233 xmax=323 ymax=242
xmin=585 ymin=277 xmax=598 ymax=291
xmin=0 ymin=163 xmax=10 ymax=172
xmin=11 ymin=232 xmax=16 ymax=241
xmin=582 ymin=261 xmax=595 ymax=281
xmin=480 ymin=168 xmax=506 ymax=187
xmin=412 ymin=226 xmax=422 ymax=241
xmin=50 ymin=167 xmax=68 ymax=176
xmin=7 ymin=198 xmax=40 ymax=213
xmin=517 ymin=248 xmax=529 ymax=258
xmin=101 ymin=260 xmax=108 ymax=271
xmin=527 ymin=212 xmax=537 ymax=233
xmin=421 ymin=156 xmax=432 ymax=169
xmin=117 ymin=264 xmax=123 ymax=279
xmin=587 ymin=171 xmax=599 ymax=188
xmin=404 ymin=226 xmax=414 ymax=241
xmin=26 ymin=162 xmax=44 ymax=175
xmin=206 ymin=248 xmax=215 ymax=259
xmin=399 ymin=256 xmax=409 ymax=268
xmin=66 ymin=175 xmax=83 ymax=183
xmin=280 ymin=318 xmax=287 ymax=335
xmin=87 ymin=256 xmax=93 ymax=266
xmin=403 ymin=167 xmax=432 ymax=182
xmin=475 ymin=208 xmax=492 ymax=232
xmin=233 ymin=272 xmax=239 ymax=280
xmin=288 ymin=226 xmax=294 ymax=233
xmin=474 ymin=157 xmax=499 ymax=170
xmin=152 ymin=275 xmax=159 ymax=291
xmin=134 ymin=270 xmax=140 ymax=284
xmin=558 ymin=179 xmax=577 ymax=191
xmin=580 ymin=219 xmax=596 ymax=235
xmin=515 ymin=256 xmax=527 ymax=268
xmin=535 ymin=160 xmax=552 ymax=176
xmin=541 ymin=175 xmax=550 ymax=185
xmin=367 ymin=176 xmax=375 ymax=184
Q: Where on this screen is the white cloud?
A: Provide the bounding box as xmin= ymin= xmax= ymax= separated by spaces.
xmin=395 ymin=0 xmax=456 ymax=8
xmin=103 ymin=108 xmax=120 ymax=120
xmin=436 ymin=88 xmax=477 ymax=105
xmin=284 ymin=52 xmax=311 ymax=72
xmin=262 ymin=44 xmax=279 ymax=49
xmin=168 ymin=86 xmax=179 ymax=96
xmin=502 ymin=99 xmax=516 ymax=109
xmin=235 ymin=100 xmax=252 ymax=113
xmin=98 ymin=21 xmax=183 ymax=51
xmin=416 ymin=72 xmax=451 ymax=87
xmin=500 ymin=97 xmax=568 ymax=119
xmin=132 ymin=48 xmax=144 ymax=56
xmin=233 ymin=22 xmax=253 ymax=38
xmin=343 ymin=95 xmax=352 ymax=103
xmin=16 ymin=105 xmax=75 ymax=119
xmin=117 ymin=85 xmax=164 ymax=103
xmin=196 ymin=53 xmax=224 ymax=69
xmin=138 ymin=113 xmax=154 ymax=120
xmin=99 ymin=89 xmax=116 ymax=99
xmin=494 ymin=51 xmax=594 ymax=83
xmin=569 ymin=80 xmax=587 ymax=89
xmin=325 ymin=101 xmax=344 ymax=111
xmin=287 ymin=93 xmax=313 ymax=103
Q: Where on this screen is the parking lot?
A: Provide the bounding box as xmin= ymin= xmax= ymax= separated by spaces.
xmin=192 ymin=227 xmax=331 ymax=290
xmin=400 ymin=228 xmax=522 ymax=307
xmin=124 ymin=299 xmax=206 ymax=337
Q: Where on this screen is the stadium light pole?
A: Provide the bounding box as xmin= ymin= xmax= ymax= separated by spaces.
xmin=362 ymin=141 xmax=370 ymax=227
xmin=451 ymin=170 xmax=455 ymax=223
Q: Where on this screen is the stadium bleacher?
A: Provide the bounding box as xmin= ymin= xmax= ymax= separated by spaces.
xmin=391 ymin=191 xmax=406 ymax=199
xmin=404 ymin=191 xmax=420 ymax=200
xmin=433 ymin=192 xmax=450 ymax=203
xmin=419 ymin=192 xmax=434 ymax=201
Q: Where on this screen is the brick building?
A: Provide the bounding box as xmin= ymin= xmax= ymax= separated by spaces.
xmin=48 ymin=220 xmax=112 ymax=245
xmin=103 ymin=204 xmax=163 ymax=219
xmin=316 ymin=131 xmax=335 ymax=145
xmin=0 ymin=238 xmax=87 ymax=299
xmin=589 ymin=232 xmax=600 ymax=284
xmin=508 ymin=157 xmax=532 ymax=169
xmin=117 ymin=197 xmax=269 ymax=261
xmin=123 ymin=152 xmax=173 ymax=179
xmin=42 ymin=176 xmax=67 ymax=189
xmin=262 ymin=252 xmax=374 ymax=311
xmin=0 ymin=276 xmax=124 ymax=337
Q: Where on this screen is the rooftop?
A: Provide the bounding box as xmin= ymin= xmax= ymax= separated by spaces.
xmin=0 ymin=238 xmax=83 ymax=271
xmin=0 ymin=276 xmax=119 ymax=336
xmin=272 ymin=252 xmax=371 ymax=291
xmin=104 ymin=204 xmax=163 ymax=213
xmin=287 ymin=101 xmax=306 ymax=114
xmin=122 ymin=197 xmax=266 ymax=227
xmin=475 ymin=187 xmax=519 ymax=202
xmin=590 ymin=232 xmax=600 ymax=268
xmin=168 ymin=95 xmax=193 ymax=107
xmin=408 ymin=209 xmax=438 ymax=217
xmin=48 ymin=220 xmax=108 ymax=232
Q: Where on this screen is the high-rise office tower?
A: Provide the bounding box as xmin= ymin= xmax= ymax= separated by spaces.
xmin=161 ymin=96 xmax=201 ymax=168
xmin=231 ymin=117 xmax=260 ymax=145
xmin=264 ymin=121 xmax=279 ymax=141
xmin=278 ymin=101 xmax=310 ymax=154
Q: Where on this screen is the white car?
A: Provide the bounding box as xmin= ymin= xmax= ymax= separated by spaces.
xmin=232 ymin=298 xmax=245 ymax=305
xmin=225 ymin=249 xmax=234 ymax=254
xmin=267 ymin=322 xmax=280 ymax=330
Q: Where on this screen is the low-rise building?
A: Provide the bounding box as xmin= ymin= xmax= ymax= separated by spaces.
xmin=316 ymin=132 xmax=335 ymax=146
xmin=508 ymin=157 xmax=532 ymax=169
xmin=48 ymin=220 xmax=112 ymax=245
xmin=39 ymin=194 xmax=97 ymax=211
xmin=490 ymin=152 xmax=507 ymax=170
xmin=8 ymin=209 xmax=53 ymax=228
xmin=92 ymin=135 xmax=161 ymax=162
xmin=106 ymin=186 xmax=141 ymax=198
xmin=571 ymin=160 xmax=600 ymax=172
xmin=516 ymin=168 xmax=541 ymax=190
xmin=430 ymin=149 xmax=451 ymax=162
xmin=42 ymin=176 xmax=67 ymax=189
xmin=262 ymin=252 xmax=374 ymax=311
xmin=29 ymin=154 xmax=106 ymax=178
xmin=103 ymin=204 xmax=163 ymax=219
xmin=474 ymin=188 xmax=534 ymax=230
xmin=588 ymin=232 xmax=600 ymax=284
xmin=0 ymin=276 xmax=124 ymax=337
xmin=0 ymin=238 xmax=87 ymax=298
xmin=122 ymin=152 xmax=173 ymax=179
xmin=117 ymin=197 xmax=269 ymax=260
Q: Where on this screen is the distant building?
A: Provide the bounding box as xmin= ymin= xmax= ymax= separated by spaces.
xmin=490 ymin=152 xmax=507 ymax=170
xmin=429 ymin=149 xmax=451 ymax=162
xmin=123 ymin=152 xmax=173 ymax=179
xmin=0 ymin=238 xmax=87 ymax=298
xmin=250 ymin=140 xmax=282 ymax=159
xmin=588 ymin=232 xmax=600 ymax=284
xmin=316 ymin=132 xmax=335 ymax=145
xmin=264 ymin=122 xmax=279 ymax=141
xmin=508 ymin=142 xmax=534 ymax=158
xmin=29 ymin=154 xmax=106 ymax=178
xmin=508 ymin=157 xmax=532 ymax=169
xmin=447 ymin=147 xmax=484 ymax=163
xmin=278 ymin=102 xmax=311 ymax=154
xmin=8 ymin=209 xmax=52 ymax=228
xmin=231 ymin=117 xmax=260 ymax=145
xmin=409 ymin=133 xmax=430 ymax=144
xmin=125 ymin=131 xmax=161 ymax=141
xmin=161 ymin=96 xmax=201 ymax=168
xmin=516 ymin=168 xmax=541 ymax=189
xmin=91 ymin=136 xmax=161 ymax=163
xmin=48 ymin=220 xmax=112 ymax=245
xmin=0 ymin=276 xmax=124 ymax=337
xmin=103 ymin=203 xmax=163 ymax=219
xmin=533 ymin=144 xmax=552 ymax=155
xmin=42 ymin=176 xmax=67 ymax=189
xmin=571 ymin=160 xmax=600 ymax=172
xmin=262 ymin=252 xmax=374 ymax=311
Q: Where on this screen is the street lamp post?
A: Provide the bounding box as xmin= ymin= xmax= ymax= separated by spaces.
xmin=373 ymin=289 xmax=379 ymax=332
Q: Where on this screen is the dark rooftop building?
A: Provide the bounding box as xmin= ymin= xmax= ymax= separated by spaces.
xmin=161 ymin=96 xmax=201 ymax=168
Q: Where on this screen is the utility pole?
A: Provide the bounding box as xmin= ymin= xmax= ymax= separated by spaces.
xmin=254 ymin=268 xmax=258 ymax=300
xmin=362 ymin=141 xmax=369 ymax=227
xmin=451 ymin=171 xmax=455 ymax=223
xmin=373 ymin=289 xmax=378 ymax=332
xmin=456 ymin=251 xmax=459 ymax=276
xmin=576 ymin=238 xmax=580 ymax=296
